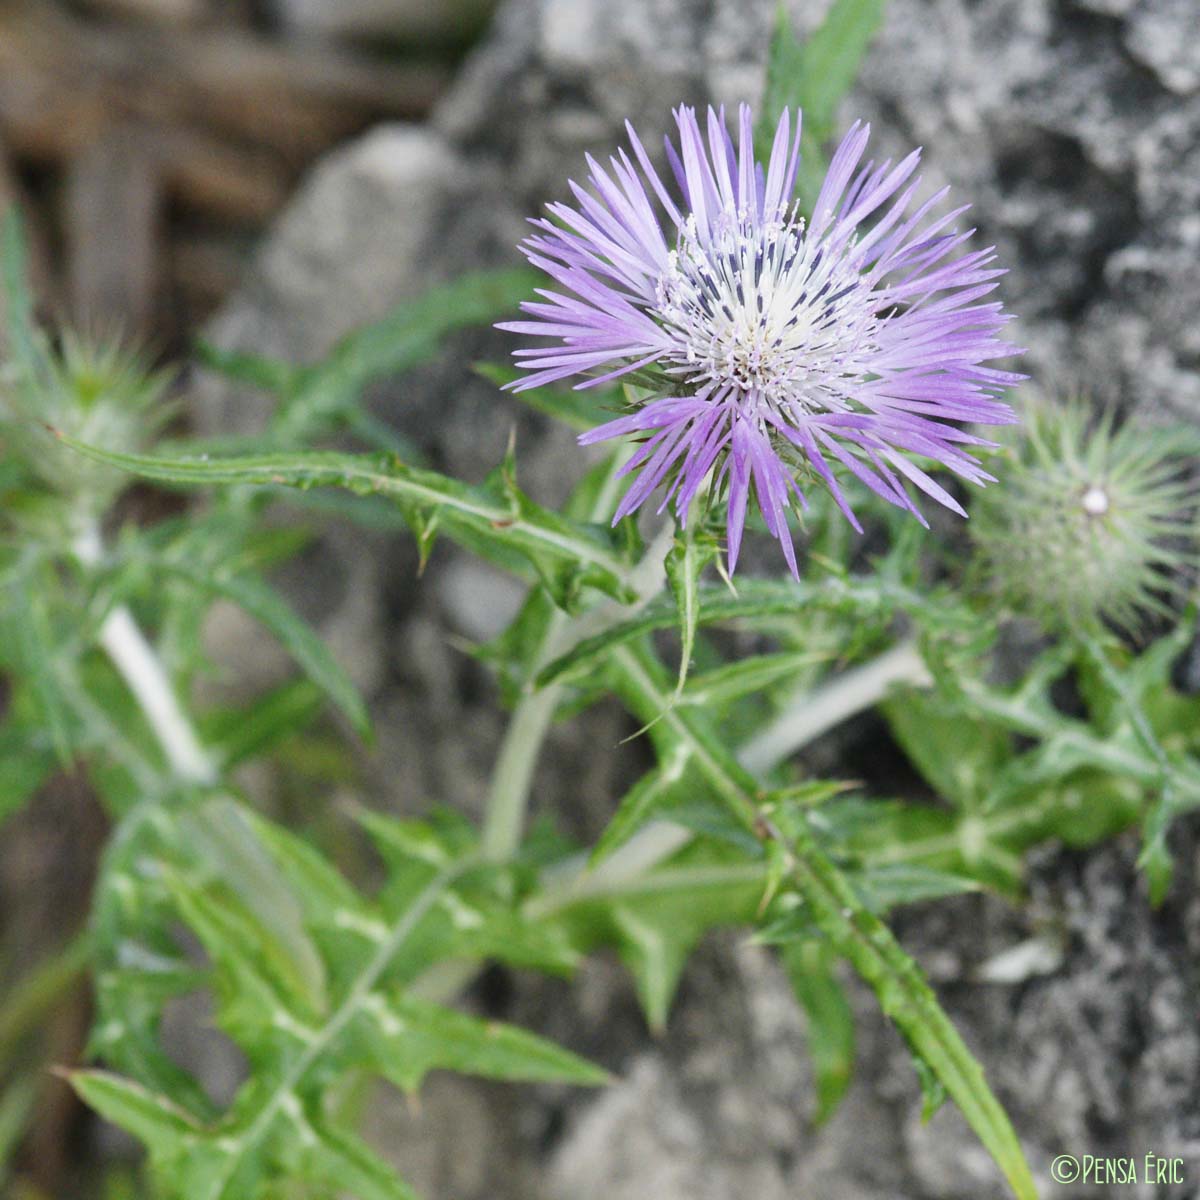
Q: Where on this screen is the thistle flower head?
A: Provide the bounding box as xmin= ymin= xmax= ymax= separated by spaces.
xmin=0 ymin=332 xmax=171 ymax=511
xmin=501 ymin=104 xmax=1023 ymax=575
xmin=969 ymin=400 xmax=1200 ymax=633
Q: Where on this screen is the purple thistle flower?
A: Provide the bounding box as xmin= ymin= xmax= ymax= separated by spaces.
xmin=499 ymin=104 xmax=1023 ymax=575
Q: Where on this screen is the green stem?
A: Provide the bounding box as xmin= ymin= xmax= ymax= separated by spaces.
xmin=602 ymin=641 xmax=1038 ymax=1200
xmin=204 ymin=858 xmax=470 ymax=1199
xmin=480 ymin=460 xmax=672 ymax=862
xmin=0 ymin=932 xmax=92 ymax=1064
xmin=740 ymin=637 xmax=929 ymax=773
xmin=73 ymin=525 xmax=216 ymax=786
xmin=481 ymin=665 xmax=566 ymax=861
xmin=785 ymin=823 xmax=1038 ymax=1200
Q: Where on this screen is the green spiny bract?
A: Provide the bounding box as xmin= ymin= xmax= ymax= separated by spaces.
xmin=969 ymin=398 xmax=1200 ymax=634
xmin=0 ymin=328 xmax=173 ymax=524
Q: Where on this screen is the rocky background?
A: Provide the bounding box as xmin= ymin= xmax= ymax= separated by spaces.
xmin=6 ymin=0 xmax=1200 ymax=1196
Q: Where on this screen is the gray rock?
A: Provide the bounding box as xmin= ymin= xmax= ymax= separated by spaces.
xmin=195 ymin=123 xmax=468 ymax=438
xmin=189 ymin=0 xmax=1200 ymax=1195
xmin=1125 ymin=0 xmax=1200 ymax=95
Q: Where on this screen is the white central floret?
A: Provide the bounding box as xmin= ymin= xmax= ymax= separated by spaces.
xmin=652 ymin=208 xmax=876 ymax=414
xmin=1081 ymin=485 xmax=1110 ymax=517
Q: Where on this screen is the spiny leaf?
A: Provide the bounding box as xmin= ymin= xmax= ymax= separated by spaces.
xmin=853 ymin=863 xmax=982 ymax=911
xmin=882 ymin=688 xmax=1011 ymax=812
xmin=344 ymin=991 xmax=610 ymax=1093
xmin=200 ymin=680 xmax=324 ymax=770
xmin=554 ymin=845 xmax=766 ymax=1030
xmin=5 ymin=565 xmax=75 ymax=765
xmin=1 ymin=209 xmax=43 ymax=386
xmin=357 ymin=810 xmax=579 ymax=980
xmin=664 ymin=521 xmax=715 ymax=696
xmin=780 ymin=938 xmax=856 ymax=1124
xmin=281 ymin=1112 xmax=418 ymax=1200
xmin=70 ymin=1071 xmax=201 ymax=1150
xmin=536 ymin=575 xmax=920 ymax=689
xmin=608 ymin=642 xmax=762 ymax=834
xmin=0 ymin=1077 xmax=36 ymax=1185
xmin=911 ymin=1052 xmax=950 ymax=1123
xmin=154 ymin=557 xmax=370 ymax=737
xmin=192 ymin=343 xmax=301 ymax=400
xmin=590 ymin=744 xmax=692 ymax=866
xmin=197 ymin=267 xmax=538 ymax=446
xmin=55 ymin=438 xmax=635 ymax=609
xmin=680 ymin=649 xmax=833 ymax=710
xmin=0 ymin=719 xmax=55 ymax=826
xmin=780 ymin=820 xmax=1035 ymax=1197
xmin=71 ymin=1072 xmax=416 ymax=1200
xmin=604 ymin=644 xmax=1037 ymax=1199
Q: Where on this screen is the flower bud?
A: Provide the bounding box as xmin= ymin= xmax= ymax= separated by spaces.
xmin=969 ymin=400 xmax=1199 ymax=633
xmin=1 ymin=333 xmax=171 ymax=515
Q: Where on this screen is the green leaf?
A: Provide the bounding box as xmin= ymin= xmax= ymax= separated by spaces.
xmin=4 ymin=565 xmax=75 ymax=765
xmin=1 ymin=209 xmax=43 ymax=387
xmin=883 ymin=688 xmax=1011 ymax=811
xmin=608 ymin=642 xmax=761 ymax=834
xmin=282 ymin=1113 xmax=418 ymax=1200
xmin=275 ymin=267 xmax=537 ymax=441
xmin=89 ymin=803 xmax=221 ymax=1121
xmin=180 ymin=799 xmax=329 ymax=1014
xmin=853 ymin=863 xmax=982 ymax=911
xmin=475 ymin=450 xmax=631 ymax=706
xmin=197 ymin=267 xmax=538 ymax=446
xmin=155 ymin=557 xmax=370 ymax=737
xmin=536 ymin=574 xmax=927 ymax=689
xmin=55 ymin=439 xmax=634 ymax=610
xmin=603 ymin=642 xmax=1036 ymax=1199
xmin=193 ymin=343 xmax=302 ymax=400
xmin=589 ymin=745 xmax=692 ymax=865
xmin=0 ymin=719 xmax=56 ymax=826
xmin=757 ymin=6 xmax=806 ymax=161
xmin=163 ymin=873 xmax=325 ymax=1052
xmin=912 ymin=1052 xmax=950 ymax=1123
xmin=0 ymin=1077 xmax=36 ymax=1186
xmin=358 ymin=810 xmax=579 ymax=980
xmin=70 ymin=1071 xmax=201 ymax=1150
xmin=1074 ymin=630 xmax=1195 ymax=903
xmin=474 ymin=362 xmax=612 ymax=432
xmin=555 ymin=844 xmax=766 ymax=1030
xmin=200 ymin=680 xmax=324 ymax=769
xmin=680 ymin=649 xmax=833 ymax=710
xmin=73 ymin=1073 xmax=418 ymax=1200
xmin=344 ymin=991 xmax=609 ymax=1093
xmin=780 ymin=938 xmax=855 ymax=1124
xmin=664 ymin=521 xmax=715 ymax=695
xmin=82 ymin=791 xmax=608 ymax=1199
xmin=756 ymin=0 xmax=887 ymax=215
xmin=789 ymin=0 xmax=886 ymax=134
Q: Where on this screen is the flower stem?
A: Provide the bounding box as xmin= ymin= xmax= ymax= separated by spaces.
xmin=479 ymin=460 xmax=671 ymax=863
xmin=739 ymin=637 xmax=929 ymax=774
xmin=480 ymin=647 xmax=567 ymax=861
xmin=74 ymin=526 xmax=216 ymax=786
